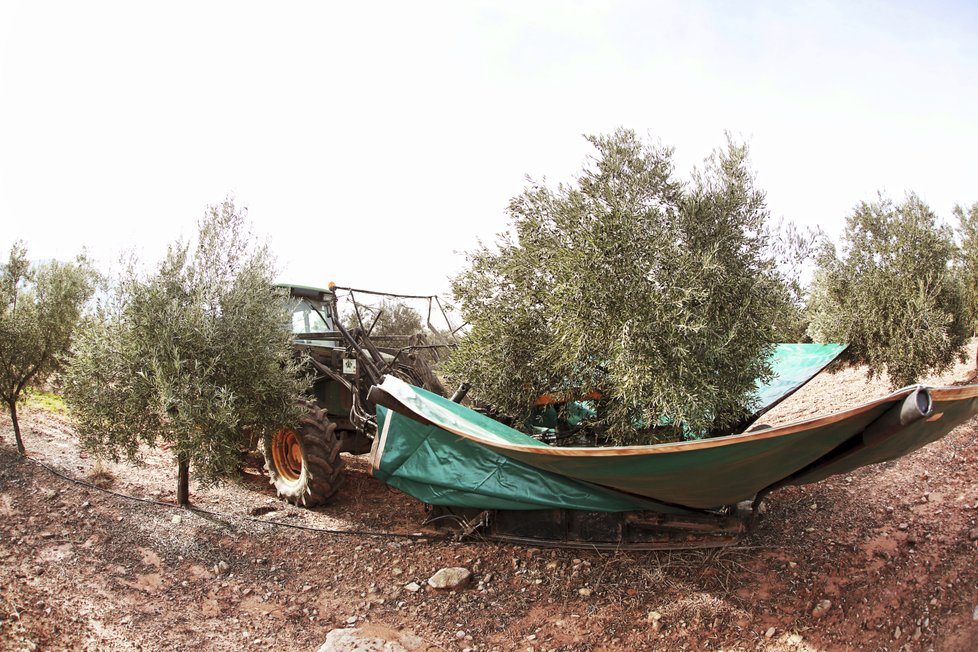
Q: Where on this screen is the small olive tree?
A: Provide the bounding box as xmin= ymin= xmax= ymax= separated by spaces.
xmin=446 ymin=129 xmax=796 ymax=443
xmin=347 ymin=299 xmax=424 ymax=338
xmin=954 ymin=202 xmax=978 ymax=334
xmin=807 ymin=194 xmax=968 ymax=387
xmin=64 ymin=199 xmax=308 ymax=504
xmin=0 ymin=243 xmax=96 ymax=455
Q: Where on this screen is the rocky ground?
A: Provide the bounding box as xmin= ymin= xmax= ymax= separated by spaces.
xmin=2 ymin=351 xmax=978 ymax=651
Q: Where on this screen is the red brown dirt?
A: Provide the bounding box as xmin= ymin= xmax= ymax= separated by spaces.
xmin=2 ymin=348 xmax=977 ymax=651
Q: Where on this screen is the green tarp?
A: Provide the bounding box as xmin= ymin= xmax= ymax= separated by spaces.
xmin=371 ymin=406 xmax=673 ymax=512
xmin=751 ymin=343 xmax=847 ymax=417
xmin=370 ymin=344 xmax=978 ymax=512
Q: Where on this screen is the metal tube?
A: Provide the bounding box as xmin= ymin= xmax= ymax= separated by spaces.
xmin=450 ymin=382 xmax=471 ymax=403
xmin=862 ymin=387 xmax=932 ymax=449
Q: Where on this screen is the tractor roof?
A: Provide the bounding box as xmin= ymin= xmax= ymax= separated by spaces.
xmin=276 ymin=283 xmax=335 ymax=301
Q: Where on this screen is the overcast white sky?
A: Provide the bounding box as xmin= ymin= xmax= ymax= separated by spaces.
xmin=2 ymin=1 xmax=977 ymax=295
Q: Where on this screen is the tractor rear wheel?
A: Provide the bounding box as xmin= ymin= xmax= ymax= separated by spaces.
xmin=263 ymin=402 xmax=344 ymax=507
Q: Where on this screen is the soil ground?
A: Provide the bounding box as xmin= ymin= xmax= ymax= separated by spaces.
xmin=2 ymin=347 xmax=978 ymax=651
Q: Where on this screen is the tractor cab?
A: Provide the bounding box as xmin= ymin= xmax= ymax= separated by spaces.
xmin=280 ymin=284 xmax=342 ymax=349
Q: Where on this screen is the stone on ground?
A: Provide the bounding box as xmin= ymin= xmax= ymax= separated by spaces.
xmin=427 ymin=567 xmax=472 ymax=590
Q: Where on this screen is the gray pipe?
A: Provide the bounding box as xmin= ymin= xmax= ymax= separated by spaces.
xmin=450 ymin=382 xmax=471 ymax=404
xmin=862 ymin=387 xmax=932 ymax=449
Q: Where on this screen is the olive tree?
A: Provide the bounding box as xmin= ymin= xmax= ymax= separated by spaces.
xmin=446 ymin=129 xmax=796 ymax=444
xmin=0 ymin=243 xmax=96 ymax=455
xmin=347 ymin=299 xmax=424 ymax=338
xmin=807 ymin=194 xmax=968 ymax=387
xmin=954 ymin=202 xmax=978 ymax=334
xmin=64 ymin=199 xmax=307 ymax=504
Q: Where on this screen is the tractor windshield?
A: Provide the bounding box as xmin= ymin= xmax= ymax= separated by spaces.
xmin=291 ymin=298 xmax=334 ymax=334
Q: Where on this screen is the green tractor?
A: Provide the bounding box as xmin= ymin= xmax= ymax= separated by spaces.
xmin=263 ymin=284 xmax=453 ymax=506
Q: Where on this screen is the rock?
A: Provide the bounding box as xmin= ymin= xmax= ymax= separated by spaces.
xmin=894 ymin=625 xmax=902 ymax=639
xmin=812 ymin=599 xmax=832 ymax=618
xmin=171 ymin=515 xmax=182 ymax=525
xmin=317 ymin=627 xmax=410 ymax=652
xmin=968 ymin=527 xmax=978 ymax=541
xmin=898 ymin=522 xmax=909 ymax=531
xmin=787 ymin=633 xmax=803 ymax=644
xmin=403 ymin=582 xmax=422 ymax=593
xmin=455 ymin=631 xmax=466 ymax=640
xmin=646 ymin=611 xmax=663 ymax=631
xmin=346 ymin=616 xmax=357 ymax=624
xmin=578 ymin=588 xmax=592 ymax=597
xmin=765 ymin=627 xmax=776 ymax=638
xmin=427 ymin=567 xmax=472 ymax=591
xmin=216 ymin=561 xmax=229 ymax=574
xmin=972 ymin=604 xmax=978 ymax=621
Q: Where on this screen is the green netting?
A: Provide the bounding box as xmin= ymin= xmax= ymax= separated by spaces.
xmin=752 ymin=343 xmax=847 ymax=417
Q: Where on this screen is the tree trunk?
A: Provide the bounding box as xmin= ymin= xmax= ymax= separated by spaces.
xmin=7 ymin=400 xmax=25 ymax=456
xmin=177 ymin=452 xmax=190 ymax=506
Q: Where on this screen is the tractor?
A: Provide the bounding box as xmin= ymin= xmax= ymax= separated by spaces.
xmin=262 ymin=284 xmax=455 ymax=506
xmin=260 ymin=283 xmax=762 ymax=549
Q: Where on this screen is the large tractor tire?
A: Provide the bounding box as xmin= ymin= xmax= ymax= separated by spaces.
xmin=263 ymin=402 xmax=344 ymax=507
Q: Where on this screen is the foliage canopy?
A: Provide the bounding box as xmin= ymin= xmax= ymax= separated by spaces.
xmin=0 ymin=243 xmax=97 ymax=454
xmin=64 ymin=199 xmax=308 ymax=489
xmin=954 ymin=201 xmax=978 ymax=333
xmin=807 ymin=194 xmax=968 ymax=387
xmin=347 ymin=299 xmax=424 ymax=338
xmin=446 ymin=129 xmax=797 ymax=443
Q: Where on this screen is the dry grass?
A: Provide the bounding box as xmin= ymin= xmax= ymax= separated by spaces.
xmin=85 ymin=460 xmax=115 ymax=488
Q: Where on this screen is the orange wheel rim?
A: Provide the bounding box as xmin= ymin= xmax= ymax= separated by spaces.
xmin=271 ymin=428 xmax=303 ymax=481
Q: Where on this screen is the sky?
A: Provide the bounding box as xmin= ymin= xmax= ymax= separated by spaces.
xmin=2 ymin=1 xmax=977 ymax=296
